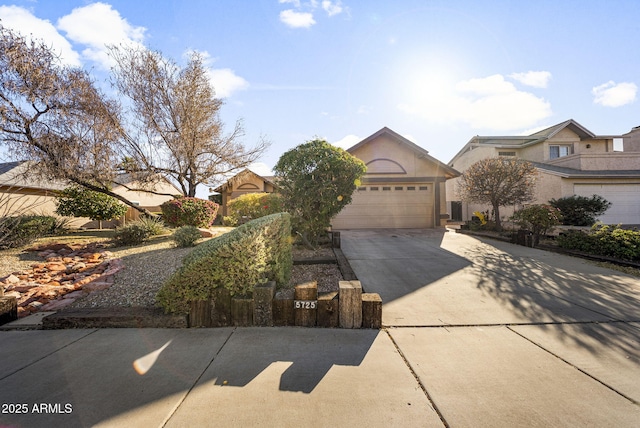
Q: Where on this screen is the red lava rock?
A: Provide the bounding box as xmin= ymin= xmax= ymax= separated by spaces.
xmin=7 ymin=242 xmax=122 ymax=318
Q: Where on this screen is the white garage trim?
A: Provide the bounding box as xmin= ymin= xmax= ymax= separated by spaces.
xmin=574 ymin=183 xmax=640 ymax=224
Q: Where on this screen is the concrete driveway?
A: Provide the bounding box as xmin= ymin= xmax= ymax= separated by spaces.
xmin=341 ymin=228 xmax=640 ymax=426
xmin=0 ymin=229 xmax=638 ymax=427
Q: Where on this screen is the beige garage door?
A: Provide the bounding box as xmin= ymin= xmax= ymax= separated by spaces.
xmin=574 ymin=184 xmax=640 ymax=224
xmin=332 ymin=184 xmax=434 ymax=229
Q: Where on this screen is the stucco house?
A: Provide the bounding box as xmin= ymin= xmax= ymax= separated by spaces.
xmin=0 ymin=161 xmax=179 ymax=228
xmin=446 ymin=119 xmax=640 ymax=225
xmin=331 ymin=127 xmax=459 ymax=229
xmin=213 ymin=169 xmax=278 ymax=217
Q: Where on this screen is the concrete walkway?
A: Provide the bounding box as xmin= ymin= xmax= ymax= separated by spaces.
xmin=1 ymin=229 xmax=638 ymax=427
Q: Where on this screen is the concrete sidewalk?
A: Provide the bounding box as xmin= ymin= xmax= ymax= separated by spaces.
xmin=0 ymin=229 xmax=638 ymax=427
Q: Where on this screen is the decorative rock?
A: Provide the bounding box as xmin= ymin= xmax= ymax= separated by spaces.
xmin=4 ymin=274 xmax=20 ymax=284
xmin=198 ymin=228 xmax=215 ymax=238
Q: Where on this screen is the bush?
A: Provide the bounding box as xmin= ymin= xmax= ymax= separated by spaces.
xmin=511 ymin=204 xmax=562 ymax=245
xmin=172 ymin=225 xmax=202 ymax=247
xmin=136 ymin=215 xmax=168 ymax=236
xmin=157 ymin=212 xmax=292 ymax=313
xmin=160 ymin=197 xmax=219 ymax=228
xmin=0 ymin=215 xmax=68 ymax=249
xmin=557 ymin=224 xmax=640 ymax=261
xmin=225 ymin=192 xmax=283 ymax=226
xmin=112 ymin=223 xmax=151 ymax=246
xmin=549 ymin=195 xmax=611 ymax=226
xmin=56 ymin=186 xmax=128 ymax=224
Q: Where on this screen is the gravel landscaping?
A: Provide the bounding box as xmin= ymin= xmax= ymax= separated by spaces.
xmin=1 ymin=231 xmax=344 ymax=312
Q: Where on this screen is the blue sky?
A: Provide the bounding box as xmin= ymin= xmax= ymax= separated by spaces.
xmin=1 ymin=0 xmax=639 ymax=191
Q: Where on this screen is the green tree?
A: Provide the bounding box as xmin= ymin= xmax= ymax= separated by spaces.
xmin=274 ymin=139 xmax=366 ymax=245
xmin=55 ymin=186 xmax=128 ymax=229
xmin=457 ymin=158 xmax=537 ymax=231
xmin=511 ymin=204 xmax=562 ymax=246
xmin=548 ymin=195 xmax=611 ymax=226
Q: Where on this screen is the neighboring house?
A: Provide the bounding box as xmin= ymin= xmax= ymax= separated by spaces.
xmin=332 ymin=127 xmax=459 ymax=229
xmin=446 ymin=119 xmax=640 ymax=225
xmin=213 ymin=169 xmax=277 ymax=216
xmin=0 ymin=161 xmax=179 ymax=228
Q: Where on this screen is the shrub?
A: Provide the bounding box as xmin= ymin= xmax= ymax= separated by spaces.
xmin=225 ymin=192 xmax=283 ymax=226
xmin=549 ymin=195 xmax=611 ymax=226
xmin=160 ymin=197 xmax=219 ymax=228
xmin=0 ymin=215 xmax=68 ymax=249
xmin=511 ymin=204 xmax=562 ymax=245
xmin=172 ymin=225 xmax=202 ymax=247
xmin=136 ymin=215 xmax=168 ymax=236
xmin=157 ymin=212 xmax=292 ymax=313
xmin=557 ymin=224 xmax=640 ymax=261
xmin=112 ymin=222 xmax=151 ymax=246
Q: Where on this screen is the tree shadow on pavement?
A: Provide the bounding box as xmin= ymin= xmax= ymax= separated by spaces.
xmin=457 ymin=235 xmax=640 ymax=357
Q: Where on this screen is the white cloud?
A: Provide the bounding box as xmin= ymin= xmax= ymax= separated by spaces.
xmin=279 ymin=0 xmax=301 ymax=6
xmin=279 ymin=9 xmax=316 ymax=28
xmin=592 ymin=81 xmax=637 ymax=107
xmin=398 ymin=74 xmax=552 ymax=131
xmin=332 ymin=134 xmax=360 ymax=150
xmin=322 ymin=1 xmax=343 ymax=16
xmin=0 ymin=5 xmax=82 ymax=66
xmin=57 ymin=2 xmax=146 ymax=69
xmin=509 ymin=71 xmax=552 ymax=88
xmin=207 ymin=68 xmax=249 ymax=98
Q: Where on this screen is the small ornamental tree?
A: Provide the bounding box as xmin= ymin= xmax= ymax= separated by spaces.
xmin=274 ymin=139 xmax=367 ymax=245
xmin=55 ymin=186 xmax=128 ymax=228
xmin=511 ymin=204 xmax=562 ymax=246
xmin=548 ymin=195 xmax=612 ymax=226
xmin=457 ymin=158 xmax=537 ymax=231
xmin=161 ymin=197 xmax=219 ymax=228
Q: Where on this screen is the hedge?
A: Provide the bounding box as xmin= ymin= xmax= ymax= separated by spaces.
xmin=224 ymin=192 xmax=283 ymax=226
xmin=557 ymin=224 xmax=640 ymax=262
xmin=157 ymin=212 xmax=292 ymax=314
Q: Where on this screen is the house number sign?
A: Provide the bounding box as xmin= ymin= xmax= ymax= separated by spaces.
xmin=294 ymin=300 xmax=317 ymax=309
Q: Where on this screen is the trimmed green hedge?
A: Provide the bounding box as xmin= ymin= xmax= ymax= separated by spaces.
xmin=157 ymin=212 xmax=292 ymax=314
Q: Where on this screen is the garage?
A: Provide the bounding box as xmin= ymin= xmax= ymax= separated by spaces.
xmin=331 ymin=127 xmax=459 ymax=230
xmin=331 ymin=184 xmax=434 ymax=229
xmin=574 ymin=183 xmax=640 ymax=224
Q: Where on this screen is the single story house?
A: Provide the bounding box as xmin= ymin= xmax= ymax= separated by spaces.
xmin=0 ymin=161 xmax=179 ymax=228
xmin=446 ymin=119 xmax=640 ymax=225
xmin=213 ymin=169 xmax=278 ymax=217
xmin=331 ymin=127 xmax=459 ymax=229
xmin=213 ymin=127 xmax=459 ymax=229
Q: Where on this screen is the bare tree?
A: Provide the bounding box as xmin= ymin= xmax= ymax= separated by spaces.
xmin=109 ymin=46 xmax=269 ymax=197
xmin=0 ymin=25 xmax=152 ymax=215
xmin=457 ymin=157 xmax=538 ymax=231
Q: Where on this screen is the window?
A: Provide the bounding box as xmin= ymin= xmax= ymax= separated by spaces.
xmin=419 ymin=186 xmax=428 ymax=191
xmin=407 ymin=186 xmax=416 ymax=191
xmin=395 ymin=186 xmax=403 ymax=191
xmin=358 ymin=187 xmax=366 ymax=191
xmin=382 ymin=186 xmax=391 ymax=191
xmin=549 ymin=145 xmax=571 ymax=159
xmin=370 ymin=186 xmax=379 ymax=191
xmin=499 ymin=151 xmax=516 ymax=156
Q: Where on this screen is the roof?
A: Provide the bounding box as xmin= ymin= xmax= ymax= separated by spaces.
xmin=532 ymin=162 xmax=640 ymax=179
xmin=348 ymin=127 xmax=460 ymax=179
xmin=0 ymin=161 xmax=67 ymax=191
xmin=213 ymin=168 xmax=278 ymax=193
xmin=449 ymin=119 xmax=620 ymax=165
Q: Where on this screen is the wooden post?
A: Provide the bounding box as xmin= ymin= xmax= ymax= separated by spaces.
xmin=189 ymin=300 xmax=212 ymax=327
xmin=253 ymin=281 xmax=276 ymax=326
xmin=339 ymin=280 xmax=362 ymax=328
xmin=231 ymin=296 xmax=253 ymax=326
xmin=273 ymin=292 xmax=295 ymax=326
xmin=294 ymin=281 xmax=318 ymax=327
xmin=362 ymin=293 xmax=382 ymax=329
xmin=332 ymin=231 xmax=341 ymax=248
xmin=211 ymin=287 xmax=232 ymax=327
xmin=0 ymin=296 xmax=18 ymax=325
xmin=317 ymin=291 xmax=339 ymax=327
